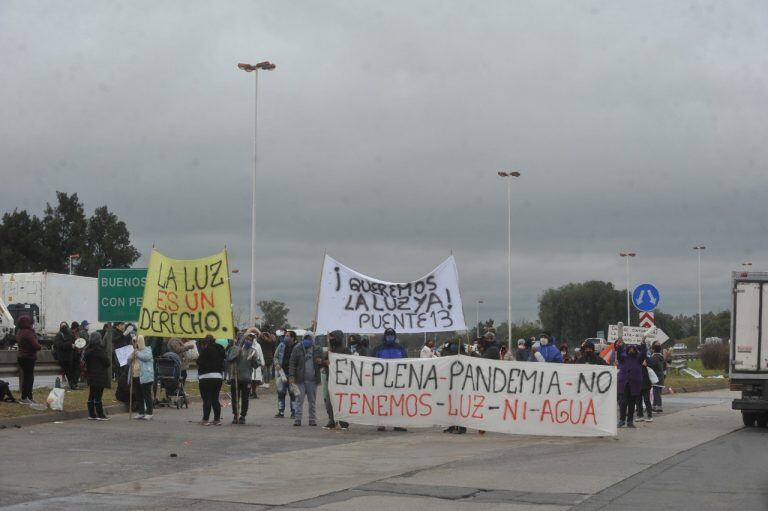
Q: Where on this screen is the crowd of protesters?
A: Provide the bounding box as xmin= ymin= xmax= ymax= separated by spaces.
xmin=9 ymin=315 xmax=669 ymax=433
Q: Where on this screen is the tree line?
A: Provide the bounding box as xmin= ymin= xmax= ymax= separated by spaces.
xmin=0 ymin=191 xmax=140 ymax=276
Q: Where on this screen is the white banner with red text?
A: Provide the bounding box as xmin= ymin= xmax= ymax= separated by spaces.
xmin=328 ymin=354 xmax=617 ymax=437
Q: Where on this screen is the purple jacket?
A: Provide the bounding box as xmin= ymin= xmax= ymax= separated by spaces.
xmin=616 ymin=342 xmax=647 ymax=396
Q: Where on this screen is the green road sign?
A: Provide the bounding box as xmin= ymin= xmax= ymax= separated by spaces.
xmin=98 ymin=268 xmax=147 ymax=322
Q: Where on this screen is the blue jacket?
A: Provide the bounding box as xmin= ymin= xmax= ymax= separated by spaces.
xmin=128 ymin=347 xmax=155 ymax=384
xmin=373 ymin=342 xmax=407 ymax=359
xmin=537 ymin=343 xmax=564 ymax=363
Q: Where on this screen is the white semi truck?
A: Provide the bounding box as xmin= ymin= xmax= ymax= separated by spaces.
xmin=730 ymin=272 xmax=768 ymax=427
xmin=0 ymin=272 xmax=103 ymax=341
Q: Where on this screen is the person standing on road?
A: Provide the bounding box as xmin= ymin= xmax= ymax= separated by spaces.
xmin=274 ymin=330 xmax=297 ymax=418
xmin=16 ymin=315 xmax=41 ymax=403
xmin=373 ymin=328 xmax=408 ymax=432
xmin=648 ymin=341 xmax=666 ymax=413
xmin=636 ymin=358 xmax=654 ymax=423
xmin=420 ymin=339 xmax=437 ymax=358
xmin=54 ymin=321 xmax=78 ymax=390
xmin=83 ymin=331 xmax=111 ymax=421
xmin=321 ymin=330 xmax=350 ymax=430
xmin=226 ymin=332 xmax=262 ymax=425
xmin=289 ymin=333 xmax=322 ymax=427
xmin=535 ymin=333 xmax=564 ymax=363
xmin=257 ymin=327 xmax=277 ymax=384
xmin=615 ymin=339 xmax=647 ymax=428
xmin=167 ymin=337 xmax=194 ymax=386
xmin=130 ymin=334 xmax=155 ymax=420
xmin=197 ymin=335 xmax=226 ymax=426
xmin=575 ymin=340 xmax=607 ymax=366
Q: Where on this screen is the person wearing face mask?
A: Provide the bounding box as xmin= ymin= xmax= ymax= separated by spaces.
xmin=130 ymin=335 xmax=155 ymax=420
xmin=54 ymin=321 xmax=78 ymax=389
xmin=274 ymin=330 xmax=297 ymax=419
xmin=320 ymin=330 xmax=350 ymax=430
xmin=615 ymin=338 xmax=648 ymax=428
xmin=289 ymin=333 xmax=323 ymax=427
xmin=226 ymin=332 xmax=263 ymax=425
xmin=647 ymin=341 xmax=666 ymax=413
xmin=576 ymin=340 xmax=607 ymax=365
xmin=559 ymin=343 xmax=573 ymax=364
xmin=534 ymin=333 xmax=563 ymax=363
xmin=373 ymin=328 xmax=408 ymax=432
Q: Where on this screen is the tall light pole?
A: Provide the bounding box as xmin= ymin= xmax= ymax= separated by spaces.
xmin=498 ymin=171 xmax=521 ymax=353
xmin=476 ymin=299 xmax=484 ymax=338
xmin=238 ymin=61 xmax=276 ymax=326
xmin=693 ymin=246 xmax=706 ymax=346
xmin=619 ymin=252 xmax=636 ymax=325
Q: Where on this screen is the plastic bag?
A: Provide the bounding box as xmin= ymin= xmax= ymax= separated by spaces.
xmin=276 ymin=366 xmax=288 ymax=385
xmin=47 ymin=388 xmax=65 ymax=411
xmin=647 ymin=366 xmax=659 ymax=385
xmin=183 ymin=341 xmax=199 ymax=361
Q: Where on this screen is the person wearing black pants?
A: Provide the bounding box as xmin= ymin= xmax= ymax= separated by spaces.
xmin=197 ymin=335 xmax=226 ymax=425
xmin=15 ymin=315 xmax=41 ymax=403
xmin=226 ymin=333 xmax=262 ymax=425
xmin=636 ymin=363 xmax=653 ymax=422
xmin=615 ymin=339 xmax=647 ymax=429
xmin=619 ymin=383 xmax=637 ymax=426
xmin=130 ymin=335 xmax=155 ymax=420
xmin=84 ymin=331 xmax=111 ymax=420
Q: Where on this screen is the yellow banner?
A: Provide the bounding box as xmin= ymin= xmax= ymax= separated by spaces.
xmin=138 ymin=249 xmax=234 ymax=338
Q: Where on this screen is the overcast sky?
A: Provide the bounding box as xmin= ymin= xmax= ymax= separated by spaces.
xmin=2 ymin=1 xmax=767 ymax=328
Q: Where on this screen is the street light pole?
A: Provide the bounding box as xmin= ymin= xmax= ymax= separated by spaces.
xmin=238 ymin=61 xmax=276 ymax=327
xmin=498 ymin=171 xmax=521 ymax=353
xmin=694 ymin=246 xmax=706 ymax=346
xmin=619 ymin=252 xmax=636 ymax=325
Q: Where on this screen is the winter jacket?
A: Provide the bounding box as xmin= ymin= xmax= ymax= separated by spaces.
xmin=537 ymin=342 xmax=564 ymax=363
xmin=54 ymin=327 xmax=76 ymax=363
xmin=197 ymin=343 xmax=226 ymax=376
xmin=226 ymin=341 xmax=262 ymax=382
xmin=515 ymin=348 xmax=531 ymax=362
xmin=16 ymin=316 xmax=41 ymax=360
xmin=84 ymin=333 xmax=111 ymax=388
xmin=322 ymin=331 xmax=350 ymax=374
xmin=617 ymin=342 xmax=648 ymax=396
xmin=129 ymin=336 xmax=155 ymax=384
xmin=278 ymin=339 xmax=298 ymax=373
xmin=167 ymin=338 xmax=192 ymax=370
xmin=373 ymin=341 xmax=408 ymax=359
xmin=288 ymin=343 xmax=322 ymax=383
xmin=647 ymin=352 xmax=666 ymax=385
xmin=482 ymin=341 xmax=501 ymax=360
xmin=258 ymin=334 xmax=276 ymax=365
xmin=575 ymin=353 xmax=607 ymax=366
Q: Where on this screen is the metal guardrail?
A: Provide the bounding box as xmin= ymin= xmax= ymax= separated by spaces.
xmin=0 ymin=349 xmax=60 ymax=378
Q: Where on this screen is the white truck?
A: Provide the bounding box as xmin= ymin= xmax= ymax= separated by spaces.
xmin=0 ymin=297 xmax=14 ymax=345
xmin=0 ymin=272 xmax=102 ymax=341
xmin=730 ymin=272 xmax=768 ymax=427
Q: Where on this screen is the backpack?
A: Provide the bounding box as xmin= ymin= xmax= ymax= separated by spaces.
xmin=0 ymin=379 xmax=16 ymax=402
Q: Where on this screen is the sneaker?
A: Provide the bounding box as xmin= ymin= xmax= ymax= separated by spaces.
xmin=340 ymin=425 xmax=349 ymax=431
xmin=232 ymin=417 xmax=239 ymax=425
xmin=627 ymin=421 xmax=636 ymax=429
xmin=617 ymin=420 xmax=626 ymax=428
xmin=656 ymin=408 xmax=663 ymax=413
xmin=646 ymin=417 xmax=654 ymax=422
xmin=142 ymin=414 xmax=153 ymax=420
xmin=636 ymin=417 xmax=646 ymax=422
xmin=393 ymin=427 xmax=407 ymax=432
xmin=323 ymin=421 xmax=336 ymax=430
xmin=377 ymin=426 xmax=386 ymax=431
xmin=274 ymin=412 xmax=284 ymax=418
xmin=309 ymin=422 xmax=317 ymax=427
xmin=96 ymin=417 xmax=110 ymax=421
xmin=88 ymin=416 xmax=98 ymax=421
xmin=213 ymin=420 xmax=222 ymax=426
xmin=238 ymin=417 xmax=246 ymax=425
xmin=133 ymin=414 xmax=145 ymax=419
xmin=294 ymin=421 xmax=301 ymax=427
xmin=260 ymin=384 xmax=270 ymax=389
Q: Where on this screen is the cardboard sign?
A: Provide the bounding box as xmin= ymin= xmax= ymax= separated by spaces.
xmin=138 ymin=249 xmax=234 ymax=338
xmin=328 ymin=354 xmax=617 ymax=437
xmin=316 ymin=255 xmax=467 ymax=334
xmin=607 ymin=324 xmax=669 ymax=345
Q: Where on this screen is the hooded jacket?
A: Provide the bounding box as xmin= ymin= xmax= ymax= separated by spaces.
xmin=617 ymin=342 xmax=648 ymax=396
xmin=129 ymin=335 xmax=155 ymax=384
xmin=482 ymin=340 xmax=500 ymax=360
xmin=226 ymin=337 xmax=263 ymax=382
xmin=374 ymin=329 xmax=408 ymax=359
xmin=84 ymin=332 xmax=111 ymax=388
xmin=54 ymin=325 xmax=76 ymax=363
xmin=537 ymin=339 xmax=564 ymax=363
xmin=288 ymin=340 xmax=322 ymax=383
xmin=321 ymin=330 xmax=349 ymax=374
xmin=16 ymin=315 xmax=41 ymax=359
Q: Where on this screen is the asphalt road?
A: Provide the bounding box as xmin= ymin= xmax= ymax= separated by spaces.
xmin=0 ymin=389 xmax=762 ymax=511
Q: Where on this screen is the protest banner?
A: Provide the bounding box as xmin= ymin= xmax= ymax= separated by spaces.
xmin=138 ymin=249 xmax=234 ymax=338
xmin=328 ymin=353 xmax=617 ymax=437
xmin=315 ymin=255 xmax=467 ymax=334
xmin=607 ymin=324 xmax=669 ymax=345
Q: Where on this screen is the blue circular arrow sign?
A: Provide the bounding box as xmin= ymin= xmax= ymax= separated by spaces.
xmin=632 ymin=283 xmax=660 ymax=312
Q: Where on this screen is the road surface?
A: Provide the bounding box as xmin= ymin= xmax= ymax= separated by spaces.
xmin=0 ymin=389 xmax=763 ymax=510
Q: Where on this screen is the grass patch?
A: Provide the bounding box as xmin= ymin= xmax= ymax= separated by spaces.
xmin=664 ymin=358 xmax=728 ymax=388
xmin=0 ymin=381 xmax=201 ymax=419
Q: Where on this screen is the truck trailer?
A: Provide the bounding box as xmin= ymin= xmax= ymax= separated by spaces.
xmin=0 ymin=272 xmax=103 ymax=341
xmin=730 ymin=271 xmax=768 ymax=427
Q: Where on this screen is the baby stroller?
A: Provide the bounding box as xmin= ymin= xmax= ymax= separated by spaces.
xmin=154 ymin=352 xmax=188 ymax=409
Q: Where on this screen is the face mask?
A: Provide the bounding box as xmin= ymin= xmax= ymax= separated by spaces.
xmin=539 ymin=338 xmax=549 ymax=345
xmin=303 ymin=339 xmax=313 ymax=348
xmin=385 ymin=335 xmax=396 ymax=344
xmin=560 ymin=350 xmax=566 ymax=356
xmin=629 ymin=350 xmax=638 ymax=358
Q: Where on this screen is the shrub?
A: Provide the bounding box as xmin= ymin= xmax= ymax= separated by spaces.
xmin=700 ymin=343 xmax=729 ymax=370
